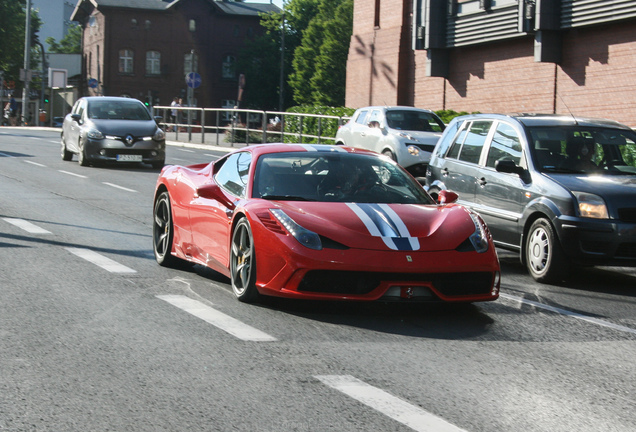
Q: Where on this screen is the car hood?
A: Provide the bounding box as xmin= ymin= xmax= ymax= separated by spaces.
xmin=268 ymin=201 xmax=476 ymax=252
xmin=391 ymin=129 xmax=442 ymax=144
xmin=547 ymin=173 xmax=636 ymax=208
xmin=88 ymin=119 xmax=158 ymax=136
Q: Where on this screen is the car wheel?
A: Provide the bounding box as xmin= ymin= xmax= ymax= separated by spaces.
xmin=61 ymin=134 xmax=73 ymax=161
xmin=382 ymin=149 xmax=396 ymax=161
xmin=78 ymin=140 xmax=89 ymax=167
xmin=230 ymin=218 xmax=260 ymax=303
xmin=525 ymin=218 xmax=569 ymax=283
xmin=153 ymin=191 xmax=179 ymax=267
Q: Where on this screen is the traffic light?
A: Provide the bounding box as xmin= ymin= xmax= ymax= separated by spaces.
xmin=44 ymin=95 xmax=49 ymax=104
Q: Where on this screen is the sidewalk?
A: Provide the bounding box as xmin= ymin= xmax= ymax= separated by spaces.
xmin=164 ymin=129 xmax=248 ymax=152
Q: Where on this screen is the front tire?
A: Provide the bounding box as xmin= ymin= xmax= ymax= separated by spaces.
xmin=230 ymin=218 xmax=260 ymax=303
xmin=61 ymin=135 xmax=73 ymax=161
xmin=525 ymin=218 xmax=569 ymax=283
xmin=78 ymin=140 xmax=89 ymax=167
xmin=153 ymin=192 xmax=179 ymax=267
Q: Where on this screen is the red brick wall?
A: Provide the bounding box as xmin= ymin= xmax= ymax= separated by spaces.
xmin=348 ymin=0 xmax=636 ymax=127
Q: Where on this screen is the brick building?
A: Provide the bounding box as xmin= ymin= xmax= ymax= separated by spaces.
xmin=346 ymin=0 xmax=636 ymax=127
xmin=71 ymin=0 xmax=279 ymax=109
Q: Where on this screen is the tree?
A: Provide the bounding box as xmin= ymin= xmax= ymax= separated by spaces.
xmin=0 ymin=0 xmax=28 ymax=85
xmin=288 ymin=0 xmax=352 ymax=106
xmin=45 ymin=23 xmax=82 ymax=54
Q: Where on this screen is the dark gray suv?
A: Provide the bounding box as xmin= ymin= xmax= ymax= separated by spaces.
xmin=426 ymin=113 xmax=636 ymax=283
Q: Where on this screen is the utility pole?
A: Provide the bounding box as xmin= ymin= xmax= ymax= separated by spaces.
xmin=22 ymin=0 xmax=32 ymax=126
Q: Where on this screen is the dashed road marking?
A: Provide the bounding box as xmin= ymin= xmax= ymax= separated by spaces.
xmin=157 ymin=294 xmax=277 ymax=342
xmin=2 ymin=217 xmax=52 ymax=234
xmin=499 ymin=293 xmax=636 ymax=335
xmin=103 ymin=182 xmax=138 ymax=193
xmin=315 ymin=375 xmax=467 ymax=432
xmin=59 ymin=170 xmax=87 ymax=178
xmin=24 ymin=160 xmax=47 ymax=167
xmin=66 ymin=247 xmax=137 ymax=273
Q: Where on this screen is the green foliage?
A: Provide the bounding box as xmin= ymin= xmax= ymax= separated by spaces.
xmin=45 ymin=23 xmax=81 ymax=54
xmin=0 ymin=0 xmax=27 ymax=85
xmin=435 ymin=109 xmax=472 ymax=124
xmin=280 ymin=105 xmax=354 ymax=143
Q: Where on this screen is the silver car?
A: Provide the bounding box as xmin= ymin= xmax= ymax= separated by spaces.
xmin=61 ymin=96 xmax=166 ymax=169
xmin=335 ymin=106 xmax=445 ymax=177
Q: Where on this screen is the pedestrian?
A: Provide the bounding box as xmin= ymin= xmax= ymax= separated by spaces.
xmin=170 ymin=97 xmax=180 ymax=131
xmin=9 ymin=94 xmax=18 ymax=126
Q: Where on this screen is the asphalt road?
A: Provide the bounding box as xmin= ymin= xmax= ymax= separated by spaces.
xmin=1 ymin=128 xmax=635 ymax=432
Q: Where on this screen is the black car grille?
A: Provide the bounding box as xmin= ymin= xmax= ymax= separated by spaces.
xmin=297 ymin=271 xmax=494 ymax=297
xmin=615 ymin=243 xmax=636 ymax=259
xmin=617 ymin=208 xmax=636 ymax=223
xmin=412 ymin=143 xmax=436 ymax=153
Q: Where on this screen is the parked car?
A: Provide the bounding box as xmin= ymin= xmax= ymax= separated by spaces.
xmin=153 ymin=144 xmax=501 ymax=303
xmin=61 ymin=96 xmax=165 ymax=168
xmin=426 ymin=113 xmax=636 ymax=283
xmin=335 ymin=106 xmax=445 ymax=177
xmin=52 ymin=116 xmax=64 ymax=128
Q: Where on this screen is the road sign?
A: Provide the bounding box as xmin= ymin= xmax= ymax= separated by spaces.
xmin=88 ymin=78 xmax=98 ymax=88
xmin=186 ymin=72 xmax=202 ymax=89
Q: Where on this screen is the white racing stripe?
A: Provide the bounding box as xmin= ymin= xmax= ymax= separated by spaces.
xmin=315 ymin=375 xmax=468 ymax=432
xmin=499 ymin=293 xmax=636 ymax=335
xmin=102 ymin=182 xmax=138 ymax=193
xmin=66 ymin=247 xmax=137 ymax=273
xmin=2 ymin=218 xmax=52 ymax=234
xmin=59 ymin=170 xmax=87 ymax=178
xmin=157 ymin=294 xmax=277 ymax=342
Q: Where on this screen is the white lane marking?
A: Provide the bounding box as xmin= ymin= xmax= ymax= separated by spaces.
xmin=66 ymin=247 xmax=137 ymax=273
xmin=157 ymin=294 xmax=277 ymax=342
xmin=499 ymin=293 xmax=636 ymax=335
xmin=59 ymin=170 xmax=87 ymax=178
xmin=2 ymin=218 xmax=52 ymax=234
xmin=315 ymin=375 xmax=467 ymax=432
xmin=102 ymin=182 xmax=138 ymax=193
xmin=24 ymin=160 xmax=47 ymax=167
xmin=177 ymin=148 xmax=195 ymax=153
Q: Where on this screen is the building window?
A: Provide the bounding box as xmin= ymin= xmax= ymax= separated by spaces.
xmin=144 ymin=20 xmax=151 ymax=30
xmin=119 ymin=49 xmax=133 ymax=74
xmin=146 ymin=51 xmax=160 ymax=75
xmin=234 ymin=25 xmax=240 ymax=37
xmin=222 ymin=55 xmax=236 ymax=79
xmin=189 ymin=19 xmax=196 ymax=32
xmin=184 ymin=52 xmax=198 ymax=73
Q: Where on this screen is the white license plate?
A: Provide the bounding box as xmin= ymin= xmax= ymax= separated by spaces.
xmin=117 ymin=154 xmax=143 ymax=162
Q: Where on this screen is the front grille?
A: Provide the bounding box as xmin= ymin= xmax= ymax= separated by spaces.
xmin=297 ymin=270 xmax=493 ymax=296
xmin=618 ymin=208 xmax=636 ymax=223
xmin=615 ymin=243 xmax=636 ymax=258
xmin=102 ymin=149 xmax=156 ymax=157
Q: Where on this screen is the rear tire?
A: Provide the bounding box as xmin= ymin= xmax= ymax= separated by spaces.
xmin=382 ymin=149 xmax=396 ymax=161
xmin=525 ymin=218 xmax=569 ymax=283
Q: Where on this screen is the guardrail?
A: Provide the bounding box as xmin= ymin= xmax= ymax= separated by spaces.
xmin=153 ymin=106 xmax=348 ymax=147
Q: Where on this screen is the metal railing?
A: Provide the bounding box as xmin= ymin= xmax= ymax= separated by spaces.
xmin=153 ymin=106 xmax=348 ymax=147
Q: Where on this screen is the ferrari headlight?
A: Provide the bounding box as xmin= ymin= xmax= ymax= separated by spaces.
xmin=270 ymin=209 xmax=322 ymax=250
xmin=87 ymin=128 xmax=104 ymax=139
xmin=407 ymin=145 xmax=420 ymax=156
xmin=153 ymin=128 xmax=166 ymax=141
xmin=573 ymin=192 xmax=608 ymax=219
xmin=468 ymin=212 xmax=489 ymax=253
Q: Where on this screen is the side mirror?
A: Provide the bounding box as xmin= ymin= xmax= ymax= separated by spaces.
xmin=437 ymin=189 xmax=458 ymax=204
xmin=71 ymin=113 xmax=81 ymax=122
xmin=154 ymin=115 xmax=163 ymax=124
xmin=196 ymin=183 xmax=236 ymax=210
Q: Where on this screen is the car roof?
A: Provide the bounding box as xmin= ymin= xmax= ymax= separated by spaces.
xmin=81 ymin=96 xmax=143 ymax=104
xmin=232 ymin=144 xmax=383 ymax=159
xmin=356 ymin=106 xmax=436 ymax=114
xmin=453 ymin=113 xmax=632 ymax=130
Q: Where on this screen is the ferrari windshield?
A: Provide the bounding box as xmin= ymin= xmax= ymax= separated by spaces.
xmin=87 ymin=100 xmax=152 ymax=121
xmin=529 ymin=126 xmax=636 ymax=175
xmin=254 ymin=151 xmax=435 ymax=204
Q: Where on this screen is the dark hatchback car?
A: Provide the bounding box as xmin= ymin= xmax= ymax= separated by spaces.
xmin=426 ymin=113 xmax=636 ymax=283
xmin=61 ymin=96 xmax=165 ymax=168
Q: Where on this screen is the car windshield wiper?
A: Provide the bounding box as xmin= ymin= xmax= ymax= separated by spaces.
xmin=261 ymin=194 xmax=316 ymax=201
xmin=541 ymin=167 xmax=585 ymax=174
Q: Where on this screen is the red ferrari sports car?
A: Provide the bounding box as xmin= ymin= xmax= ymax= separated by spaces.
xmin=153 ymin=144 xmax=500 ymax=303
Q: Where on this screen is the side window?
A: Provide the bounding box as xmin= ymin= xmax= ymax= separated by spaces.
xmin=76 ymin=100 xmax=87 ymax=119
xmin=368 ymin=110 xmax=381 ymax=125
xmin=355 ymin=110 xmax=369 ymax=125
xmin=434 ymin=119 xmax=463 ymax=158
xmin=486 ymin=122 xmax=523 ymax=168
xmin=457 ymin=120 xmax=493 ymax=164
xmin=214 ymin=152 xmax=252 ymax=198
xmin=446 ymin=121 xmax=470 ymax=160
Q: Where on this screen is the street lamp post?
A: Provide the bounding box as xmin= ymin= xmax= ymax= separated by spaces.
xmin=22 ymin=0 xmax=32 ymax=126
